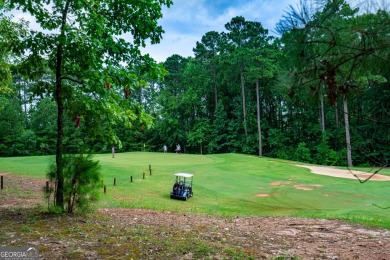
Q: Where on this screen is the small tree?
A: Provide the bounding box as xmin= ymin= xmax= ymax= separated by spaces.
xmin=208 ymin=100 xmax=229 ymax=153
xmin=46 ymin=154 xmax=101 ymax=213
xmin=8 ymin=0 xmax=172 ymax=211
xmin=294 ymin=142 xmax=312 ymax=163
xmin=315 ymin=137 xmax=339 ymax=165
xmin=187 ymin=118 xmax=211 ymax=155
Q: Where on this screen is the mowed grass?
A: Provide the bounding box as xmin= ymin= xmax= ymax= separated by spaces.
xmin=0 ymin=152 xmax=389 ymax=228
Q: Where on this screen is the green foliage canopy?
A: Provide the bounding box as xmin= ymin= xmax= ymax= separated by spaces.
xmin=6 ymin=0 xmax=172 ymax=209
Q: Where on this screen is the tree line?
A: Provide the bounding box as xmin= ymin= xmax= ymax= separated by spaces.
xmin=1 ymin=0 xmax=389 ymax=169
xmin=137 ymin=0 xmax=389 ymax=168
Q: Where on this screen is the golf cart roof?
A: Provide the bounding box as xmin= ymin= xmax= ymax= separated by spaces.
xmin=174 ymin=173 xmax=193 ymax=178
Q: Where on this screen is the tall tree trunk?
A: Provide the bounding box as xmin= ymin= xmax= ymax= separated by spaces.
xmin=55 ymin=0 xmax=71 ymax=210
xmin=278 ymin=97 xmax=283 ymax=129
xmin=335 ymin=101 xmax=339 ymax=129
xmin=212 ymin=62 xmax=218 ymax=110
xmin=23 ymin=83 xmax=27 ymax=120
xmin=255 ymin=78 xmax=262 ymax=156
xmin=18 ymin=80 xmax=28 ymax=127
xmin=55 ymin=45 xmax=65 ymax=209
xmin=343 ymin=94 xmax=353 ymax=167
xmin=240 ymin=69 xmax=247 ymax=136
xmin=320 ymin=95 xmax=325 ymax=133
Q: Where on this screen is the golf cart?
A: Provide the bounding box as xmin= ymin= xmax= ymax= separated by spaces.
xmin=170 ymin=173 xmax=193 ymax=200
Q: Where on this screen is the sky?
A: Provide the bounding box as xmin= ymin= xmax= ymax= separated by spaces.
xmin=142 ymin=0 xmax=301 ymax=62
xmin=9 ymin=0 xmax=303 ymax=62
xmin=8 ymin=0 xmax=388 ymax=62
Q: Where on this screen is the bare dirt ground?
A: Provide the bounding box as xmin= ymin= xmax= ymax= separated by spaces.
xmin=1 ymin=171 xmax=390 ymax=259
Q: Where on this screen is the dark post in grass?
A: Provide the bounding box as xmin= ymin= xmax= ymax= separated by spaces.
xmin=1 ymin=175 xmax=3 ymax=190
xmin=143 ymin=172 xmax=145 ymax=179
xmin=130 ymin=176 xmax=133 ymax=182
xmin=46 ymin=180 xmax=49 ymax=191
xmin=104 ymin=185 xmax=106 ymax=194
xmin=149 ymin=164 xmax=152 ymax=175
xmin=114 ymin=178 xmax=116 ymax=186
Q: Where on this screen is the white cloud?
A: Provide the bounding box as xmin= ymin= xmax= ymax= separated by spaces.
xmin=8 ymin=0 xmax=302 ymax=62
xmin=143 ymin=0 xmax=301 ymax=62
xmin=142 ymin=32 xmax=200 ymax=62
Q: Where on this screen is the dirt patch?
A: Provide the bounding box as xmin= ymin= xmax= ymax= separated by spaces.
xmin=292 ymin=184 xmax=323 ymax=191
xmin=268 ymin=180 xmax=320 ymax=191
xmin=293 ymin=184 xmax=313 ymax=191
xmin=296 ymin=165 xmax=390 ymax=180
xmin=1 ymin=173 xmax=390 ymax=259
xmin=270 ymin=180 xmax=281 ymax=186
xmin=255 ymin=193 xmax=270 ymax=197
xmin=269 ymin=180 xmax=293 ymax=186
xmin=0 ymin=173 xmax=46 ymax=208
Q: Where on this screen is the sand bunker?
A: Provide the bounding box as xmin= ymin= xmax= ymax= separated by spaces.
xmin=296 ymin=165 xmax=390 ymax=181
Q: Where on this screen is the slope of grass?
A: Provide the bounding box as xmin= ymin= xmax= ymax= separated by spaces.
xmin=0 ymin=155 xmax=53 ymax=177
xmin=1 ymin=152 xmax=389 ymax=228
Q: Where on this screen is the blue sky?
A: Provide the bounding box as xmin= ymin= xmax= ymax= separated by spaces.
xmin=142 ymin=0 xmax=301 ymax=62
xmin=8 ymin=0 xmax=386 ymax=62
xmin=9 ymin=0 xmax=302 ymax=62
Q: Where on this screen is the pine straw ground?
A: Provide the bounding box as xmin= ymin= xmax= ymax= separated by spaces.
xmin=0 ymin=173 xmax=390 ymax=260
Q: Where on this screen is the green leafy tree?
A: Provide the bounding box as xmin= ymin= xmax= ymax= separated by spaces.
xmin=221 ymin=16 xmax=277 ymax=146
xmin=277 ymin=0 xmax=390 ymax=167
xmin=315 ymin=137 xmax=340 ymax=165
xmin=193 ymin=31 xmax=223 ymax=112
xmin=0 ymin=7 xmax=27 ymax=93
xmin=222 ymin=16 xmax=252 ymax=136
xmin=14 ymin=130 xmax=37 ymax=155
xmin=208 ymin=100 xmax=229 ymax=153
xmin=156 ymin=55 xmax=189 ymax=149
xmin=246 ymin=37 xmax=279 ymax=157
xmin=267 ymin=128 xmax=292 ymax=160
xmin=181 ymin=59 xmax=211 ymax=153
xmin=187 ymin=118 xmax=211 ymax=155
xmin=0 ymin=94 xmax=24 ymax=156
xmin=29 ymin=98 xmax=57 ymax=154
xmin=8 ymin=0 xmax=172 ymax=210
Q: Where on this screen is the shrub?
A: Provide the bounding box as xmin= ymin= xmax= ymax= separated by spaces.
xmin=294 ymin=142 xmax=312 ymax=163
xmin=315 ymin=139 xmax=340 ymax=165
xmin=45 ymin=154 xmax=101 ymax=213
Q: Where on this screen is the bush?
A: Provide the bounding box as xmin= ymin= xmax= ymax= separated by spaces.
xmin=46 ymin=154 xmax=101 ymax=213
xmin=267 ymin=128 xmax=290 ymax=158
xmin=0 ymin=143 xmax=7 ymax=156
xmin=19 ymin=130 xmax=37 ymax=155
xmin=315 ymin=139 xmax=340 ymax=165
xmin=276 ymin=147 xmax=294 ymax=160
xmin=294 ymin=142 xmax=312 ymax=163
